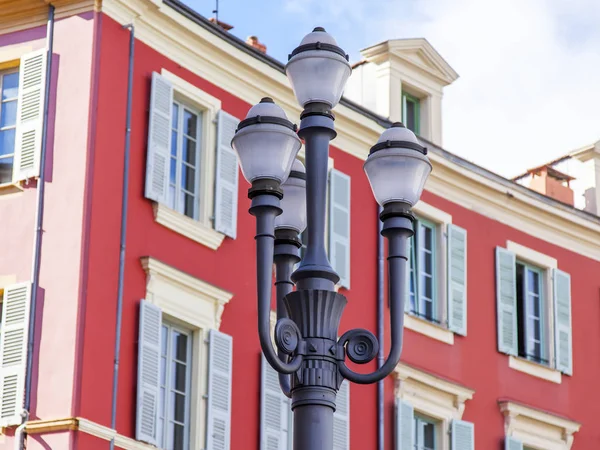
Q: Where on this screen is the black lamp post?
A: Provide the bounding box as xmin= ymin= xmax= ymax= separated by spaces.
xmin=232 ymin=28 xmax=432 ymax=450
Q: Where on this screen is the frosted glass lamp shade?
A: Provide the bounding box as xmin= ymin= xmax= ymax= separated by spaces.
xmin=364 ymin=123 xmax=432 ymax=206
xmin=275 ymin=159 xmax=307 ymax=233
xmin=232 ymin=98 xmax=302 ymax=183
xmin=286 ymin=28 xmax=351 ymax=108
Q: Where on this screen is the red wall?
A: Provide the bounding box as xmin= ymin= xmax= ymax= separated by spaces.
xmin=78 ymin=13 xmax=600 ymax=450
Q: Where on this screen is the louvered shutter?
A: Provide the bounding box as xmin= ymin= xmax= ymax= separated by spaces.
xmin=505 ymin=436 xmax=523 ymax=450
xmin=333 ymin=380 xmax=350 ymax=450
xmin=451 ymin=420 xmax=474 ymax=450
xmin=495 ymin=247 xmax=518 ymax=355
xmin=395 ymin=399 xmax=414 ymax=450
xmin=553 ymin=269 xmax=573 ymax=375
xmin=0 ymin=283 xmax=30 ymax=426
xmin=13 ymin=49 xmax=47 ymax=182
xmin=329 ymin=169 xmax=351 ymax=289
xmin=135 ymin=300 xmax=162 ymax=445
xmin=447 ymin=224 xmax=468 ymax=335
xmin=261 ymin=355 xmax=287 ymax=450
xmin=214 ymin=111 xmax=240 ymax=238
xmin=144 ymin=72 xmax=173 ymax=203
xmin=206 ymin=329 xmax=233 ymax=450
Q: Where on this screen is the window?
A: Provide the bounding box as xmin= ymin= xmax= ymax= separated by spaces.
xmin=516 ymin=262 xmax=546 ymax=365
xmin=158 ymin=322 xmax=192 ymax=450
xmin=409 ymin=219 xmax=438 ymax=322
xmin=0 ymin=70 xmax=19 ymax=184
xmin=496 ymin=243 xmax=573 ymax=380
xmin=414 ymin=414 xmax=437 ymax=450
xmin=169 ymin=101 xmax=202 ymax=220
xmin=402 ymin=91 xmax=420 ymax=135
xmin=396 ymin=363 xmax=474 ymax=450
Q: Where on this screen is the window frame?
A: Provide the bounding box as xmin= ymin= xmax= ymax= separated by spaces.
xmin=505 ymin=241 xmax=559 ymax=378
xmin=0 ymin=68 xmax=19 ymax=185
xmin=516 ymin=261 xmax=547 ymax=365
xmin=414 ymin=413 xmax=438 ymax=450
xmin=168 ymin=99 xmax=203 ymax=221
xmin=158 ymin=321 xmax=193 ymax=450
xmin=410 ymin=218 xmax=438 ymax=322
xmin=402 ymin=91 xmax=421 ymax=135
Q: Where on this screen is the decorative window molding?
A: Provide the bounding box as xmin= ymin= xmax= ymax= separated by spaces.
xmin=499 ymin=400 xmax=581 ymax=450
xmin=395 ymin=363 xmax=474 ymax=450
xmin=507 ymin=241 xmax=557 ymax=269
xmin=509 ymin=355 xmax=561 ymax=384
xmin=153 ymin=203 xmax=225 ymax=250
xmin=140 ymin=257 xmax=232 ymax=450
xmin=152 ymin=69 xmax=225 ymax=248
xmin=404 ymin=313 xmax=454 ymax=345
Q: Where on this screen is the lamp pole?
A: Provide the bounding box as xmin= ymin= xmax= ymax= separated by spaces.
xmin=232 ymin=28 xmax=432 ymax=450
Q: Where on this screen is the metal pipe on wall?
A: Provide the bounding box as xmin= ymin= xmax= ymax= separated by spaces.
xmin=377 ymin=205 xmax=384 ymax=450
xmin=109 ymin=23 xmax=135 ymax=450
xmin=20 ymin=5 xmax=55 ymax=450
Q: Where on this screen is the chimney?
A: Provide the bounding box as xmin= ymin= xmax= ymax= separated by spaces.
xmin=525 ymin=165 xmax=575 ymax=206
xmin=246 ymin=35 xmax=267 ymax=54
xmin=209 ymin=17 xmax=234 ymax=31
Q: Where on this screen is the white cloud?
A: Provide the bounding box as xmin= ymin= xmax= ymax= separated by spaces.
xmin=284 ymin=0 xmax=600 ymax=177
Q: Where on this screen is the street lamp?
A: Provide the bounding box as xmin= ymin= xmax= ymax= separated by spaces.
xmin=232 ymin=27 xmax=432 ymax=450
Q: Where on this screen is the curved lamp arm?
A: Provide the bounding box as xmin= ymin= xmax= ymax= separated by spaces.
xmin=338 ymin=217 xmax=412 ymax=384
xmin=251 ymin=194 xmax=303 ymax=375
xmin=274 ymin=230 xmax=301 ymax=397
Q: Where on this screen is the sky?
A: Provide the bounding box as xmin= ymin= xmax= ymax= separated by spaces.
xmin=184 ymin=0 xmax=600 ymax=178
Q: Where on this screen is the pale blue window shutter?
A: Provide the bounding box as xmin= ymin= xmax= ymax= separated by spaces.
xmin=145 ymin=72 xmax=173 ymax=203
xmin=14 ymin=49 xmax=47 ymax=182
xmin=214 ymin=111 xmax=240 ymax=239
xmin=0 ymin=282 xmax=31 ymax=426
xmin=395 ymin=399 xmax=414 ymax=450
xmin=260 ymin=355 xmax=289 ymax=450
xmin=553 ymin=269 xmax=573 ymax=375
xmin=135 ymin=300 xmax=162 ymax=445
xmin=496 ymin=247 xmax=518 ymax=355
xmin=447 ymin=224 xmax=468 ymax=335
xmin=206 ymin=329 xmax=233 ymax=450
xmin=329 ymin=169 xmax=351 ymax=289
xmin=451 ymin=419 xmax=474 ymax=450
xmin=333 ymin=380 xmax=350 ymax=450
xmin=505 ymin=436 xmax=523 ymax=450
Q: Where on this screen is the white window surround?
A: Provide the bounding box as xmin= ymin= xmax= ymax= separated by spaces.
xmin=141 ymin=256 xmax=233 ymax=450
xmin=155 ymin=68 xmax=225 ymax=250
xmin=499 ymin=400 xmax=581 ymax=450
xmin=405 ymin=200 xmax=453 ymax=344
xmin=505 ymin=240 xmax=560 ymax=382
xmin=395 ymin=363 xmax=474 ymax=450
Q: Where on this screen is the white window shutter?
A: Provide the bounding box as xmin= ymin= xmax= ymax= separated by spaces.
xmin=144 ymin=72 xmax=173 ymax=203
xmin=261 ymin=355 xmax=287 ymax=450
xmin=553 ymin=269 xmax=573 ymax=375
xmin=333 ymin=380 xmax=350 ymax=450
xmin=214 ymin=110 xmax=240 ymax=239
xmin=206 ymin=329 xmax=233 ymax=450
xmin=395 ymin=399 xmax=414 ymax=450
xmin=505 ymin=436 xmax=523 ymax=450
xmin=13 ymin=49 xmax=47 ymax=182
xmin=135 ymin=300 xmax=162 ymax=445
xmin=451 ymin=419 xmax=474 ymax=450
xmin=496 ymin=247 xmax=518 ymax=355
xmin=0 ymin=283 xmax=31 ymax=426
xmin=447 ymin=224 xmax=468 ymax=335
xmin=329 ymin=169 xmax=351 ymax=289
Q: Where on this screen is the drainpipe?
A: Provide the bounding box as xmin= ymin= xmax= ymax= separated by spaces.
xmin=109 ymin=24 xmax=135 ymax=450
xmin=20 ymin=5 xmax=55 ymax=449
xmin=377 ymin=205 xmax=384 ymax=450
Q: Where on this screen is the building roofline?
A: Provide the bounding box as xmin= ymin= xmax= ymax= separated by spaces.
xmin=163 ymin=0 xmax=599 ymax=226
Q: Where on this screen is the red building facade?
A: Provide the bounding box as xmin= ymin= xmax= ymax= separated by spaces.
xmin=0 ymin=1 xmax=599 ymax=449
